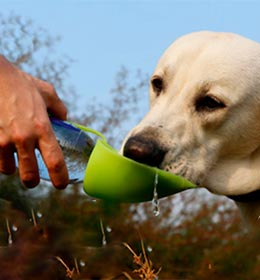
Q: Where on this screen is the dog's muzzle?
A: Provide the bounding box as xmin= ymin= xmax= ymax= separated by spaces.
xmin=123 ymin=136 xmax=166 ymax=167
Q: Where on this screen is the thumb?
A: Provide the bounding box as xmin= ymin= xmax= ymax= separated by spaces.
xmin=32 ymin=76 xmax=68 ymax=120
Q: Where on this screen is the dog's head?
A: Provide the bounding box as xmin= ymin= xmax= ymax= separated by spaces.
xmin=122 ymin=31 xmax=260 ymax=197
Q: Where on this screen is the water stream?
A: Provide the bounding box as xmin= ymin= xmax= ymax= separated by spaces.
xmin=152 ymin=172 xmax=160 ymax=217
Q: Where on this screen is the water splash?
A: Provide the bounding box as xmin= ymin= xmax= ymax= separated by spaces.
xmin=152 ymin=172 xmax=160 ymax=216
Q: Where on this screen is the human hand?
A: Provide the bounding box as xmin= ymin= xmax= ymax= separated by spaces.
xmin=0 ymin=55 xmax=69 ymax=189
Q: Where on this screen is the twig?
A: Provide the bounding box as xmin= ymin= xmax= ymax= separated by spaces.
xmin=55 ymin=256 xmax=75 ymax=279
xmin=123 ymin=241 xmax=161 ymax=280
xmin=5 ymin=218 xmax=12 ymax=245
xmin=100 ymin=219 xmax=107 ymax=246
xmin=122 ymin=271 xmax=134 ymax=280
xmin=31 ymin=208 xmax=37 ymax=227
xmin=74 ymin=257 xmax=80 ymax=275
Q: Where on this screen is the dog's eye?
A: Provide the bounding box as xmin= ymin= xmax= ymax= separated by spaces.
xmin=151 ymin=77 xmax=163 ymax=95
xmin=195 ymin=95 xmax=226 ymax=112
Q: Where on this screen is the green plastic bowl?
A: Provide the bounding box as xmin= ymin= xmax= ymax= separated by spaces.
xmin=81 ymin=134 xmax=197 ymax=203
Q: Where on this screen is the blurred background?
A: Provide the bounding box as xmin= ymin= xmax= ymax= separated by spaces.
xmin=0 ymin=1 xmax=259 ymax=279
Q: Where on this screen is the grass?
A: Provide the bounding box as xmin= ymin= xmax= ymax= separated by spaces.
xmin=123 ymin=240 xmax=161 ymax=280
xmin=54 ymin=240 xmax=161 ymax=279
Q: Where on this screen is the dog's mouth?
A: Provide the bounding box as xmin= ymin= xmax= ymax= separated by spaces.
xmin=124 ymin=136 xmax=260 ymax=203
xmin=228 ymin=190 xmax=260 ymax=203
xmin=123 ymin=135 xmax=199 ymax=184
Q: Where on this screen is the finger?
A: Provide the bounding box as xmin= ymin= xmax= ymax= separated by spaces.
xmin=38 ymin=132 xmax=69 ymax=189
xmin=0 ymin=135 xmax=16 ymax=174
xmin=11 ymin=125 xmax=40 ymax=188
xmin=32 ymin=77 xmax=67 ymax=120
xmin=16 ymin=144 xmax=40 ymax=188
xmin=0 ymin=146 xmax=16 ymax=175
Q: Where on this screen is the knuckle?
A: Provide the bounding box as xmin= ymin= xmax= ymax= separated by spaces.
xmin=34 ymin=118 xmax=51 ymax=136
xmin=59 ymin=105 xmax=68 ymax=119
xmin=49 ymin=83 xmax=57 ymax=94
xmin=43 ymin=81 xmax=57 ymax=97
xmin=35 ymin=77 xmax=56 ymax=94
xmin=12 ymin=132 xmax=30 ymax=147
xmin=12 ymin=132 xmax=26 ymax=144
xmin=0 ymin=136 xmax=11 ymax=149
xmin=47 ymin=156 xmax=65 ymax=174
xmin=45 ymin=83 xmax=57 ymax=96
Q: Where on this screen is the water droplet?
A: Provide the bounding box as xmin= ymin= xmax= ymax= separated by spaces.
xmin=8 ymin=235 xmax=12 ymax=245
xmin=12 ymin=225 xmax=18 ymax=232
xmin=36 ymin=211 xmax=42 ymax=218
xmin=102 ymin=237 xmax=107 ymax=246
xmin=79 ymin=260 xmax=86 ymax=267
xmin=147 ymin=245 xmax=153 ymax=253
xmin=152 ymin=172 xmax=160 ymax=216
xmin=106 ymin=225 xmax=112 ymax=233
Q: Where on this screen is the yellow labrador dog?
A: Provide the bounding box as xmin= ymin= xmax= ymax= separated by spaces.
xmin=122 ymin=31 xmax=260 ymax=230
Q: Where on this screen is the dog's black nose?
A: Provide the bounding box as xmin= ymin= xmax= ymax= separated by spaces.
xmin=123 ymin=136 xmax=165 ymax=167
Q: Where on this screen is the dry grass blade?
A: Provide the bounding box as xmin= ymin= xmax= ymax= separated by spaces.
xmin=55 ymin=256 xmax=75 ymax=279
xmin=5 ymin=218 xmax=13 ymax=245
xmin=123 ymin=241 xmax=161 ymax=280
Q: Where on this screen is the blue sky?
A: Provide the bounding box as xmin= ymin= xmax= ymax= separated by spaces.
xmin=1 ymin=0 xmax=260 ymax=118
